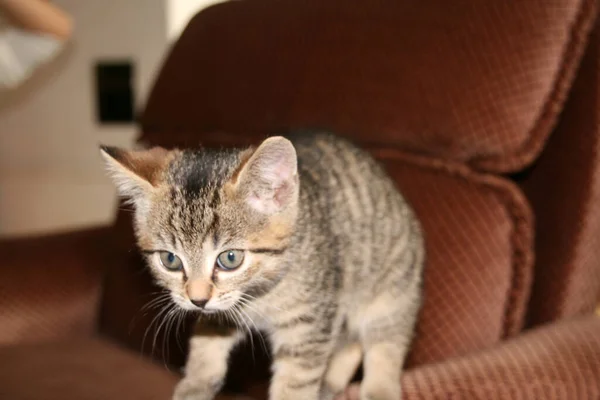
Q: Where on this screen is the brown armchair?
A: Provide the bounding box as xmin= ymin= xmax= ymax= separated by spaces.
xmin=2 ymin=0 xmax=600 ymax=399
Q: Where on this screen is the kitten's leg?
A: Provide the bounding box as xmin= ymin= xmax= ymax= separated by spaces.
xmin=174 ymin=322 xmax=244 ymax=400
xmin=269 ymin=325 xmax=337 ymax=400
xmin=321 ymin=342 xmax=362 ymax=400
xmin=359 ymin=341 xmax=406 ymax=400
xmin=357 ymin=292 xmax=420 ymax=400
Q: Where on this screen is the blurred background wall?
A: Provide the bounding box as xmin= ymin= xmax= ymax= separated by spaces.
xmin=0 ymin=0 xmax=224 ymax=237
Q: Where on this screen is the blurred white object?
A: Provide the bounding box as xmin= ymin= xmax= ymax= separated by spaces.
xmin=0 ymin=26 xmax=64 ymax=89
xmin=166 ymin=0 xmax=227 ymax=41
xmin=0 ymin=0 xmax=72 ymax=90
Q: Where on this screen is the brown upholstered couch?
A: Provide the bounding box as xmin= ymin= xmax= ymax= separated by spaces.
xmin=2 ymin=0 xmax=600 ymax=398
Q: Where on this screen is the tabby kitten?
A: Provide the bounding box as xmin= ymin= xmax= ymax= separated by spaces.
xmin=101 ymin=131 xmax=424 ymax=400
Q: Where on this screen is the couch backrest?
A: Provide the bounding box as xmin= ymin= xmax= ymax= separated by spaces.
xmin=140 ymin=0 xmax=596 ymax=174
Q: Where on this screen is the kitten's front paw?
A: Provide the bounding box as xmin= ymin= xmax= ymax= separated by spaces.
xmin=360 ymin=384 xmax=401 ymax=400
xmin=173 ymin=379 xmax=214 ymax=400
xmin=332 ymin=384 xmax=402 ymax=400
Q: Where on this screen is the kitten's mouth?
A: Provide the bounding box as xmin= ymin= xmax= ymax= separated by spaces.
xmin=199 ymin=309 xmax=220 ymax=315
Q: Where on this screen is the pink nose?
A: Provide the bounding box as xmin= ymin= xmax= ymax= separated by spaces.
xmin=185 ymin=279 xmax=212 ymax=306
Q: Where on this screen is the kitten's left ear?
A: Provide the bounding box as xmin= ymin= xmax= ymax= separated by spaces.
xmin=100 ymin=145 xmax=172 ymax=202
xmin=233 ymin=136 xmax=299 ymax=214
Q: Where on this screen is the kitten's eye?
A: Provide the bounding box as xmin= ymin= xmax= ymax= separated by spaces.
xmin=159 ymin=251 xmax=183 ymax=271
xmin=216 ymin=250 xmax=245 ymax=271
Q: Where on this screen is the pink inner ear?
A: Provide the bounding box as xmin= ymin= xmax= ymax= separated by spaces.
xmin=273 ymin=155 xmax=295 ymax=182
xmin=273 ymin=180 xmax=294 ymax=204
xmin=257 ymin=154 xmax=295 ymax=187
xmin=247 ymin=191 xmax=266 ymax=212
xmin=241 ymin=136 xmax=298 ymax=214
xmin=247 ymin=181 xmax=294 ymax=214
xmin=245 ymin=156 xmax=297 ymax=213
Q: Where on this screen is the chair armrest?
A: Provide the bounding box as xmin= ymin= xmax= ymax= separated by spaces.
xmin=401 ymin=315 xmax=600 ymax=399
xmin=0 ymin=227 xmax=115 ymax=345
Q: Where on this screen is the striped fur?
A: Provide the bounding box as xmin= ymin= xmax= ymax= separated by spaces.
xmin=101 ymin=131 xmax=425 ymax=400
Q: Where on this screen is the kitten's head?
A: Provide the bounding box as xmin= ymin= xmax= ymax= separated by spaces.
xmin=101 ymin=137 xmax=299 ymax=313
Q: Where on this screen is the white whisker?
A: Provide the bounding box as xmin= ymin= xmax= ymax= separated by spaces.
xmin=142 ymin=302 xmax=172 ymax=359
xmin=232 ymin=305 xmax=256 ymax=363
xmin=236 ymin=303 xmax=269 ymax=356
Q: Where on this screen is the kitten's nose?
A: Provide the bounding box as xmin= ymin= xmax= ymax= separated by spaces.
xmin=190 ymin=299 xmax=208 ymax=308
xmin=186 ymin=280 xmax=211 ymax=308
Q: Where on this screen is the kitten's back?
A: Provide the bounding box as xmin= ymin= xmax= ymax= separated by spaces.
xmin=289 ymin=131 xmax=423 ymax=296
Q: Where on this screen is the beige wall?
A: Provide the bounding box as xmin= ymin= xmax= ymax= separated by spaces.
xmin=0 ymin=0 xmax=169 ymax=237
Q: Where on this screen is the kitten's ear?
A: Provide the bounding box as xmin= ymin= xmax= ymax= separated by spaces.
xmin=99 ymin=145 xmax=171 ymax=202
xmin=234 ymin=136 xmax=298 ymax=214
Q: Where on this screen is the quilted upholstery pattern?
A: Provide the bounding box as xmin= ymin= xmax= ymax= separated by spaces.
xmin=141 ymin=0 xmax=597 ymax=173
xmin=401 ymin=316 xmax=600 ymax=399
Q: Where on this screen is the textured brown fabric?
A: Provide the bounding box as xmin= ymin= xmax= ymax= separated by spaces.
xmin=523 ymin=19 xmax=600 ymax=325
xmin=140 ymin=0 xmax=597 ymax=173
xmin=0 ymin=337 xmax=179 ymax=400
xmin=373 ymin=151 xmax=533 ymax=366
xmin=401 ymin=315 xmax=600 ymax=399
xmin=0 ymin=228 xmax=112 ymax=345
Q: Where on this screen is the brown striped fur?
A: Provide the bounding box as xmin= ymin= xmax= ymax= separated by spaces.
xmin=101 ymin=131 xmax=425 ymax=400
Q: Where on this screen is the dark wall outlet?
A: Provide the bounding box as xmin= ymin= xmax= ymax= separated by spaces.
xmin=95 ymin=60 xmax=135 ymax=124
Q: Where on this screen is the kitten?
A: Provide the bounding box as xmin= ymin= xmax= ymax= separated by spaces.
xmin=101 ymin=131 xmax=425 ymax=400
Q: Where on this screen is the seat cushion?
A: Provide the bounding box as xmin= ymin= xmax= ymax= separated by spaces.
xmin=402 ymin=316 xmax=600 ymax=399
xmin=0 ymin=337 xmax=179 ymax=400
xmin=141 ymin=0 xmax=597 ymax=173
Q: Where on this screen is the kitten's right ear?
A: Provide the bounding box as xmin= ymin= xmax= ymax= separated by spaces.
xmin=232 ymin=136 xmax=298 ymax=214
xmin=99 ymin=145 xmax=171 ymax=202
